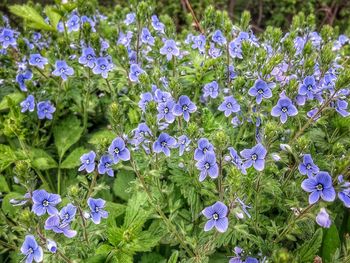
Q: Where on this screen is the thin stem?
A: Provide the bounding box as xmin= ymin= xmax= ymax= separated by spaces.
xmin=86 ymin=171 xmax=98 ymax=200
xmin=183 ymin=0 xmax=204 ymax=34
xmin=77 ymin=206 xmax=89 ymax=244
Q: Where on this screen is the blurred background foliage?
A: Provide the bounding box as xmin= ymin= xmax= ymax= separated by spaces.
xmin=1 ymin=0 xmax=350 ymax=33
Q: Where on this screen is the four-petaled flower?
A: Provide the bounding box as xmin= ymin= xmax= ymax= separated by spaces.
xmin=141 ymin=28 xmax=155 ymax=46
xmin=173 ymin=95 xmax=197 ymax=122
xmin=21 ymin=235 xmax=43 ymax=263
xmin=93 ymin=57 xmax=113 ymax=78
xmin=196 ymin=152 xmax=219 ymax=181
xmin=176 ymin=135 xmax=191 ymax=156
xmin=20 ymin=95 xmax=35 ymax=113
xmin=138 ymin=92 xmax=153 ymax=112
xmin=98 ymin=155 xmax=114 ymax=177
xmin=88 ymin=197 xmax=109 ymax=224
xmin=52 ymin=60 xmax=74 ymax=80
xmin=78 ymin=47 xmax=96 ymax=68
xmin=32 ymin=189 xmax=61 ymax=216
xmin=248 ymin=79 xmax=274 ymax=104
xmin=157 ymin=100 xmax=175 ymax=123
xmin=78 ymin=151 xmax=96 ymax=173
xmin=194 ymin=138 xmax=215 ymax=161
xmin=202 ymin=201 xmax=228 ymax=233
xmin=67 ymin=15 xmax=80 ymax=33
xmin=240 ymin=143 xmax=267 ymax=171
xmin=0 ymin=28 xmax=17 ymax=48
xmin=29 ymin=54 xmax=48 ymax=69
xmin=108 ymin=137 xmax=131 ymax=164
xmin=298 ymin=154 xmax=319 ymax=177
xmin=301 ymin=171 xmax=336 ymax=204
xmin=160 ymin=39 xmax=180 ymax=61
xmin=218 ymin=96 xmax=241 ymax=117
xmin=228 ymin=147 xmax=247 ymax=175
xmin=151 ymin=15 xmax=165 ymax=33
xmin=212 ymin=30 xmax=226 ymax=45
xmin=59 ymin=203 xmax=77 ymax=224
xmin=37 ymin=101 xmax=55 ymax=120
xmin=44 ymin=214 xmax=77 ymax=238
xmin=271 ymin=94 xmax=298 ymax=123
xmin=203 ymin=81 xmax=219 ymax=99
xmin=129 ymin=64 xmax=145 ymax=82
xmin=299 ymin=76 xmax=317 ymax=100
xmin=338 ymin=175 xmax=350 ymax=208
xmin=153 ymin=133 xmax=177 ymax=156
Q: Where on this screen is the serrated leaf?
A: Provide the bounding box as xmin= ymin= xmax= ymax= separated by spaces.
xmin=0 ymin=93 xmax=25 ymax=111
xmin=44 ymin=6 xmax=61 ymax=31
xmin=30 ymin=148 xmax=58 ymax=170
xmin=61 ymin=147 xmax=88 ymax=169
xmin=112 ymin=170 xmax=135 ymax=201
xmin=321 ymin=224 xmax=341 ymax=262
xmin=0 ymin=144 xmax=17 ymax=171
xmin=53 ymin=115 xmax=84 ymax=160
xmin=296 ymin=228 xmax=323 ymax=262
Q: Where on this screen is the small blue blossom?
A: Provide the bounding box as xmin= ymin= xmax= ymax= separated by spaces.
xmin=228 ymin=147 xmax=246 ymax=175
xmin=208 ymin=44 xmax=222 ymax=58
xmin=44 ymin=214 xmax=77 ymax=238
xmin=212 ymin=30 xmax=226 ymax=45
xmin=29 ymin=54 xmax=48 ymax=69
xmin=59 ymin=203 xmax=77 ymax=224
xmin=157 ymin=100 xmax=175 ymax=123
xmin=299 ymin=76 xmax=317 ymax=100
xmin=271 ymin=93 xmax=298 ymax=123
xmin=88 ymin=197 xmax=108 ymax=224
xmin=138 ymin=92 xmax=153 ymax=112
xmin=0 ymin=28 xmax=17 ymax=48
xmin=176 ymin=135 xmax=191 ymax=156
xmin=52 ymin=60 xmax=74 ymax=80
xmin=21 ymin=235 xmax=43 ymax=263
xmin=20 ymin=95 xmax=35 ymax=113
xmin=191 ymin=34 xmax=206 ymax=51
xmin=129 ymin=64 xmax=145 ymax=82
xmin=153 ymin=133 xmax=177 ymax=156
xmin=67 ymin=15 xmax=80 ymax=33
xmin=46 ymin=239 xmax=57 ymax=254
xmin=108 ymin=137 xmax=131 ymax=164
xmin=151 ymin=15 xmax=165 ymax=33
xmin=141 ymin=27 xmax=155 ymax=46
xmin=338 ymin=175 xmax=350 ymax=208
xmin=16 ymin=69 xmax=33 ymax=91
xmin=117 ymin=31 xmax=133 ymax=47
xmin=218 ymin=96 xmax=241 ymax=117
xmin=92 ymin=57 xmax=113 ymax=78
xmin=203 ymin=81 xmax=219 ymax=98
xmin=316 ymin=208 xmax=331 ymax=228
xmin=37 ymin=101 xmax=55 ymax=120
xmin=154 ymin=89 xmax=172 ymax=103
xmin=194 ymin=138 xmax=215 ymax=161
xmin=248 ymin=79 xmax=274 ymax=104
xmin=131 ymin=123 xmax=153 ymax=147
xmin=298 ymin=154 xmax=319 ymax=177
xmin=228 ymin=41 xmax=243 ymax=59
xmin=202 ymin=201 xmax=228 ymax=232
xmin=240 ymin=143 xmax=267 ymax=171
xmin=98 ymin=155 xmax=114 ymax=177
xmin=78 ymin=151 xmax=96 ymax=173
xmin=78 ymin=47 xmax=96 ymax=68
xmin=124 ymin=13 xmax=136 ymax=25
xmin=32 ymin=189 xmax=61 ymax=216
xmin=173 ymin=95 xmax=197 ymax=122
xmin=196 ymin=152 xmax=219 ymax=181
xmin=160 ymin=39 xmax=180 ymax=61
xmin=334 ymin=99 xmax=350 ymax=117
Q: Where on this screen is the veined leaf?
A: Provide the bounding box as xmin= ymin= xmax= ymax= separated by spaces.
xmin=44 ymin=6 xmax=61 ymax=31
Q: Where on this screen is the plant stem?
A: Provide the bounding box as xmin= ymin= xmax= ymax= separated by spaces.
xmin=77 ymin=206 xmax=89 ymax=244
xmin=86 ymin=171 xmax=98 ymax=200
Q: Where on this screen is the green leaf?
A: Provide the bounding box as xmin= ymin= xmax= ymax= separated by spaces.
xmin=321 ymin=224 xmax=341 ymax=262
xmin=9 ymin=5 xmax=53 ymax=31
xmin=53 ymin=115 xmax=84 ymax=160
xmin=0 ymin=175 xmax=10 ymax=192
xmin=30 ymin=148 xmax=58 ymax=170
xmin=167 ymin=251 xmax=179 ymax=263
xmin=296 ymin=228 xmax=323 ymax=262
xmin=0 ymin=144 xmax=17 ymax=171
xmin=112 ymin=170 xmax=135 ymax=201
xmin=2 ymin=192 xmax=24 ymax=217
xmin=0 ymin=93 xmax=25 ymax=111
xmin=61 ymin=147 xmax=89 ymax=169
xmin=44 ymin=6 xmax=61 ymax=31
xmin=88 ymin=130 xmax=116 ymax=145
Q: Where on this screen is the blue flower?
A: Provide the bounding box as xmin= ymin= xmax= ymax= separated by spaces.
xmin=228 ymin=41 xmax=243 ymax=59
xmin=16 ymin=69 xmax=33 ymax=91
xmin=78 ymin=47 xmax=96 ymax=68
xmin=321 ymin=73 xmax=336 ymax=91
xmin=160 ymin=39 xmax=180 ymax=61
xmin=20 ymin=95 xmax=35 ymax=113
xmin=124 ymin=13 xmax=136 ymax=25
xmin=37 ymin=101 xmax=55 ymax=120
xmin=59 ymin=203 xmax=77 ymax=224
xmin=240 ymin=143 xmax=267 ymax=171
xmin=218 ymin=96 xmax=241 ymax=117
xmin=117 ymin=31 xmax=133 ymax=47
xmin=316 ymin=208 xmax=331 ymax=228
xmin=138 ymin=92 xmax=153 ymax=112
xmin=31 ymin=189 xmax=61 ymax=216
xmin=248 ymin=79 xmax=274 ymax=104
xmin=334 ymin=99 xmax=350 ymax=117
xmin=153 ymin=133 xmax=177 ymax=156
xmin=228 ymin=147 xmax=246 ymax=175
xmin=271 ymin=94 xmax=298 ymax=123
xmin=52 ymin=60 xmax=74 ymax=80
xmin=46 ymin=239 xmax=57 ymax=253
xmin=194 ymin=138 xmax=215 ymax=161
xmin=21 ymin=235 xmax=43 ymax=263
xmin=298 ymin=154 xmax=319 ymax=177
xmin=176 ymin=135 xmax=191 ymax=156
xmin=208 ymin=44 xmax=222 ymax=58
xmin=151 ymin=15 xmax=165 ymax=33
xmin=29 ymin=54 xmax=48 ymax=69
xmin=78 ymin=151 xmax=96 ymax=173
xmin=337 ymin=175 xmax=350 ymax=208
xmin=191 ymin=34 xmax=206 ymax=51
xmin=67 ymin=15 xmax=80 ymax=33
xmin=202 ymin=201 xmax=228 ymax=232
xmin=108 ymin=137 xmax=131 ymax=163
xmin=92 ymin=57 xmax=113 ymax=78
xmin=157 ymin=100 xmax=175 ymax=123
xmin=131 ymin=123 xmax=153 ymax=147
xmin=87 ymin=197 xmax=108 ymax=224
xmin=154 ymin=89 xmax=172 ymax=103
xmin=227 ymin=65 xmax=237 ymax=81
xmin=0 ymin=28 xmax=17 ymax=48
xmin=129 ymin=64 xmax=145 ymax=82
xmin=301 ymin=171 xmax=336 ymax=204
xmin=212 ymin=30 xmax=226 ymax=45
xmin=141 ymin=28 xmax=155 ymax=46
xmin=44 ymin=214 xmax=77 ymax=238
xmin=98 ymin=155 xmax=114 ymax=177
xmin=299 ymin=76 xmax=317 ymax=100
xmin=203 ymin=81 xmax=219 ymax=98
xmin=196 ymin=152 xmax=219 ymax=181
xmin=173 ymin=95 xmax=197 ymax=122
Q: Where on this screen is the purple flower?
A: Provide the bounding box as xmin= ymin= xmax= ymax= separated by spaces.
xmin=203 ymin=81 xmax=219 ymax=98
xmin=117 ymin=31 xmax=133 ymax=47
xmin=129 ymin=64 xmax=145 ymax=82
xmin=298 ymin=76 xmax=317 ymax=100
xmin=37 ymin=101 xmax=55 ymax=120
xmin=240 ymin=143 xmax=267 ymax=171
xmin=307 ymin=108 xmax=320 ymax=120
xmin=192 ymin=35 xmax=206 ymax=51
xmin=208 ymin=44 xmax=222 ymax=58
xmin=176 ymin=135 xmax=191 ymax=156
xmin=228 ymin=147 xmax=246 ymax=175
xmin=124 ymin=13 xmax=136 ymax=25
xmin=298 ymin=154 xmax=319 ymax=177
xmin=21 ymin=235 xmax=43 ymax=263
xmin=151 ymin=15 xmax=165 ymax=33
xmin=138 ymin=92 xmax=153 ymax=112
xmin=59 ymin=203 xmax=77 ymax=224
xmin=173 ymin=95 xmax=197 ymax=122
xmin=52 ymin=60 xmax=74 ymax=80
xmin=108 ymin=137 xmax=131 ymax=164
xmin=29 ymin=54 xmax=48 ymax=69
xmin=87 ymin=197 xmax=108 ymax=224
xmin=20 ymin=95 xmax=35 ymax=113
xmin=338 ymin=175 xmax=350 ymax=208
xmin=157 ymin=100 xmax=175 ymax=123
xmin=0 ymin=28 xmax=17 ymax=48
xmin=92 ymin=57 xmax=113 ymax=78
xmin=98 ymin=155 xmax=114 ymax=177
xmin=16 ymin=69 xmax=33 ymax=91
xmin=32 ymin=189 xmax=61 ymax=216
xmin=44 ymin=214 xmax=77 ymax=238
xmin=78 ymin=47 xmax=96 ymax=68
xmin=334 ymin=99 xmax=350 ymax=117
xmin=271 ymin=94 xmax=298 ymax=123
xmin=160 ymin=39 xmax=180 ymax=61
xmin=131 ymin=123 xmax=152 ymax=146
xmin=202 ymin=201 xmax=228 ymax=232
xmin=46 ymin=239 xmax=57 ymax=253
xmin=321 ymin=73 xmax=336 ymax=91
xmin=212 ymin=30 xmax=226 ymax=45
xmin=154 ymin=89 xmax=172 ymax=103
xmin=316 ymin=208 xmax=331 ymax=228
xmin=248 ymin=79 xmax=274 ymax=104
xmin=196 ymin=152 xmax=219 ymax=181
xmin=218 ymin=96 xmax=241 ymax=117
xmin=301 ymin=171 xmax=336 ymax=204
xmin=229 ymin=41 xmax=243 ymax=59
xmin=153 ymin=133 xmax=177 ymax=156
xmin=194 ymin=138 xmax=215 ymax=160
xmin=67 ymin=15 xmax=80 ymax=33
xmin=78 ymin=151 xmax=96 ymax=173
xmin=141 ymin=28 xmax=155 ymax=46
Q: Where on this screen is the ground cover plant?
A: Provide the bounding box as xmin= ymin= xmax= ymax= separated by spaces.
xmin=1 ymin=1 xmax=350 ymax=262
